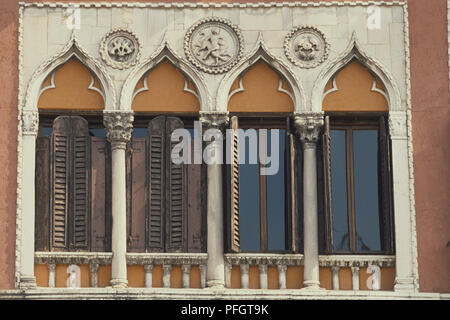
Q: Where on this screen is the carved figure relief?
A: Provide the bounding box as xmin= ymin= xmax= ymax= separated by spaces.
xmin=100 ymin=29 xmax=141 ymax=69
xmin=285 ymin=26 xmax=329 ymax=68
xmin=184 ymin=17 xmax=243 ymax=74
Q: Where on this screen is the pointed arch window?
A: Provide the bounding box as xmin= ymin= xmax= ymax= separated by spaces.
xmin=318 ymin=60 xmax=394 ymax=255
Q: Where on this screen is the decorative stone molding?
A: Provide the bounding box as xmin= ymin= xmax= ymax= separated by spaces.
xmin=318 ymin=255 xmax=396 ymax=268
xmin=103 ymin=111 xmax=134 ymax=149
xmin=35 ymin=252 xmax=113 ymax=265
xmin=216 ymin=32 xmax=306 ymax=112
xmin=19 ymin=2 xmax=407 ymax=9
xmin=100 ymin=28 xmax=141 ymax=70
xmin=284 ymin=25 xmax=329 ymax=68
xmin=311 ymin=32 xmax=402 ymax=112
xmin=120 ymin=37 xmax=210 ymax=111
xmin=21 ymin=110 xmax=39 ymax=136
xmin=389 ymin=111 xmax=408 ymax=139
xmin=199 ymin=111 xmax=229 ymax=130
xmin=24 ymin=31 xmax=116 ymax=112
xmin=184 ymin=17 xmax=244 ymax=74
xmin=126 ymin=253 xmax=208 ymax=266
xmin=224 ymin=253 xmax=304 ymax=267
xmin=293 ymin=113 xmax=324 ymax=147
xmin=402 ymin=3 xmax=420 ymax=291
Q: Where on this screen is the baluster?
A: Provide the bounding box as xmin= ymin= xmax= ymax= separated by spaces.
xmin=277 ymin=264 xmax=287 ymax=289
xmin=225 ymin=262 xmax=232 ymax=288
xmin=331 ymin=266 xmax=340 ymax=290
xmin=240 ymin=264 xmax=249 ymax=289
xmin=351 ymin=266 xmax=360 ymax=290
xmin=89 ymin=262 xmax=99 ymax=288
xmin=162 ymin=264 xmax=172 ymax=288
xmin=48 ymin=263 xmax=56 ymax=288
xmin=199 ymin=264 xmax=207 ymax=289
xmin=258 ymin=265 xmax=268 ymax=289
xmin=144 ymin=264 xmax=153 ymax=288
xmin=182 ymin=264 xmax=191 ymax=288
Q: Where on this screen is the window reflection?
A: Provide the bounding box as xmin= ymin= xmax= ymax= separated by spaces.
xmin=267 ymin=129 xmax=285 ymax=251
xmin=353 ymin=130 xmax=381 ymax=252
xmin=330 ymin=130 xmax=349 ymax=252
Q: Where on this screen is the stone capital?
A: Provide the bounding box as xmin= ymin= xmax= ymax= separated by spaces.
xmin=103 ymin=111 xmax=134 ymax=149
xmin=22 ymin=110 xmax=39 ymax=136
xmin=389 ymin=111 xmax=408 ymax=139
xmin=199 ymin=111 xmax=229 ymax=131
xmin=294 ymin=113 xmax=324 ymax=148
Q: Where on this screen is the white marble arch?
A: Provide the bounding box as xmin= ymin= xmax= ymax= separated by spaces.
xmin=311 ymin=32 xmax=402 ymax=113
xmin=24 ymin=32 xmax=116 ymax=112
xmin=120 ymin=38 xmax=210 ymax=112
xmin=216 ymin=33 xmax=306 ymax=113
xmin=310 ymin=33 xmax=418 ymax=293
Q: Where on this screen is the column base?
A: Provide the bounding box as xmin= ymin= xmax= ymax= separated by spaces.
xmin=110 ymin=279 xmax=128 ymax=288
xmin=206 ymin=280 xmax=225 ymax=289
xmin=394 ymin=277 xmax=415 ymax=293
xmin=301 ymin=280 xmax=324 ymax=291
xmin=19 ymin=275 xmax=36 ymax=289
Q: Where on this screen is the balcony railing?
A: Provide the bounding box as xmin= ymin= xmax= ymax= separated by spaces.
xmin=35 ymin=252 xmax=207 ymax=288
xmin=35 ymin=252 xmax=395 ymax=290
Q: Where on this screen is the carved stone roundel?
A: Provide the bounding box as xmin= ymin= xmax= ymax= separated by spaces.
xmin=284 ymin=25 xmax=329 ymax=68
xmin=100 ymin=28 xmax=141 ymax=69
xmin=184 ymin=17 xmax=244 ymax=74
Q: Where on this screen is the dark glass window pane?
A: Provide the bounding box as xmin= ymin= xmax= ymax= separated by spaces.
xmin=353 ymin=130 xmax=381 ymax=252
xmin=330 ymin=129 xmax=349 ymax=251
xmin=132 ymin=127 xmax=148 ymax=138
xmin=267 ymin=129 xmax=285 ymax=251
xmin=40 ymin=126 xmax=53 ymax=136
xmin=89 ymin=128 xmax=106 ymax=137
xmin=239 ymin=133 xmax=260 ymax=252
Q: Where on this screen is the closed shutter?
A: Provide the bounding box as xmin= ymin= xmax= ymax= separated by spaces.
xmin=35 ymin=136 xmax=50 ymax=251
xmin=378 ymin=116 xmax=395 ymax=254
xmin=285 ymin=118 xmax=300 ymax=253
xmin=148 ymin=116 xmax=165 ymax=252
xmin=71 ymin=117 xmax=90 ymax=250
xmin=51 ymin=117 xmax=70 ymax=250
xmin=318 ymin=116 xmax=333 ymax=253
xmin=126 ymin=138 xmax=148 ymax=252
xmin=165 ymin=117 xmax=187 ymax=252
xmin=228 ymin=116 xmax=240 ymax=253
xmin=91 ymin=137 xmax=111 ymax=252
xmin=50 ymin=116 xmax=91 ymax=251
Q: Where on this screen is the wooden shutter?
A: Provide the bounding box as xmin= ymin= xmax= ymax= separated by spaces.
xmin=126 ymin=138 xmax=148 ymax=252
xmin=320 ymin=116 xmax=333 ymax=253
xmin=50 ymin=116 xmax=90 ymax=251
xmin=285 ymin=118 xmax=299 ymax=252
xmin=35 ymin=136 xmax=50 ymax=251
xmin=71 ymin=117 xmax=90 ymax=250
xmin=51 ymin=117 xmax=71 ymax=250
xmin=91 ymin=137 xmax=111 ymax=252
xmin=148 ymin=116 xmax=166 ymax=252
xmin=378 ymin=116 xmax=395 ymax=254
xmin=228 ymin=116 xmax=240 ymax=253
xmin=187 ymin=129 xmax=203 ymax=253
xmin=165 ymin=117 xmax=187 ymax=252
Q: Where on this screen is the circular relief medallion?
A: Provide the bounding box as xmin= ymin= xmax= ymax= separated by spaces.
xmin=184 ymin=17 xmax=244 ymax=74
xmin=100 ymin=28 xmax=141 ymax=69
xmin=284 ymin=25 xmax=329 ymax=68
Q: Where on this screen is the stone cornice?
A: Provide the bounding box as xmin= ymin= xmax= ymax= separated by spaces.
xmin=19 ymin=2 xmax=406 ymax=9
